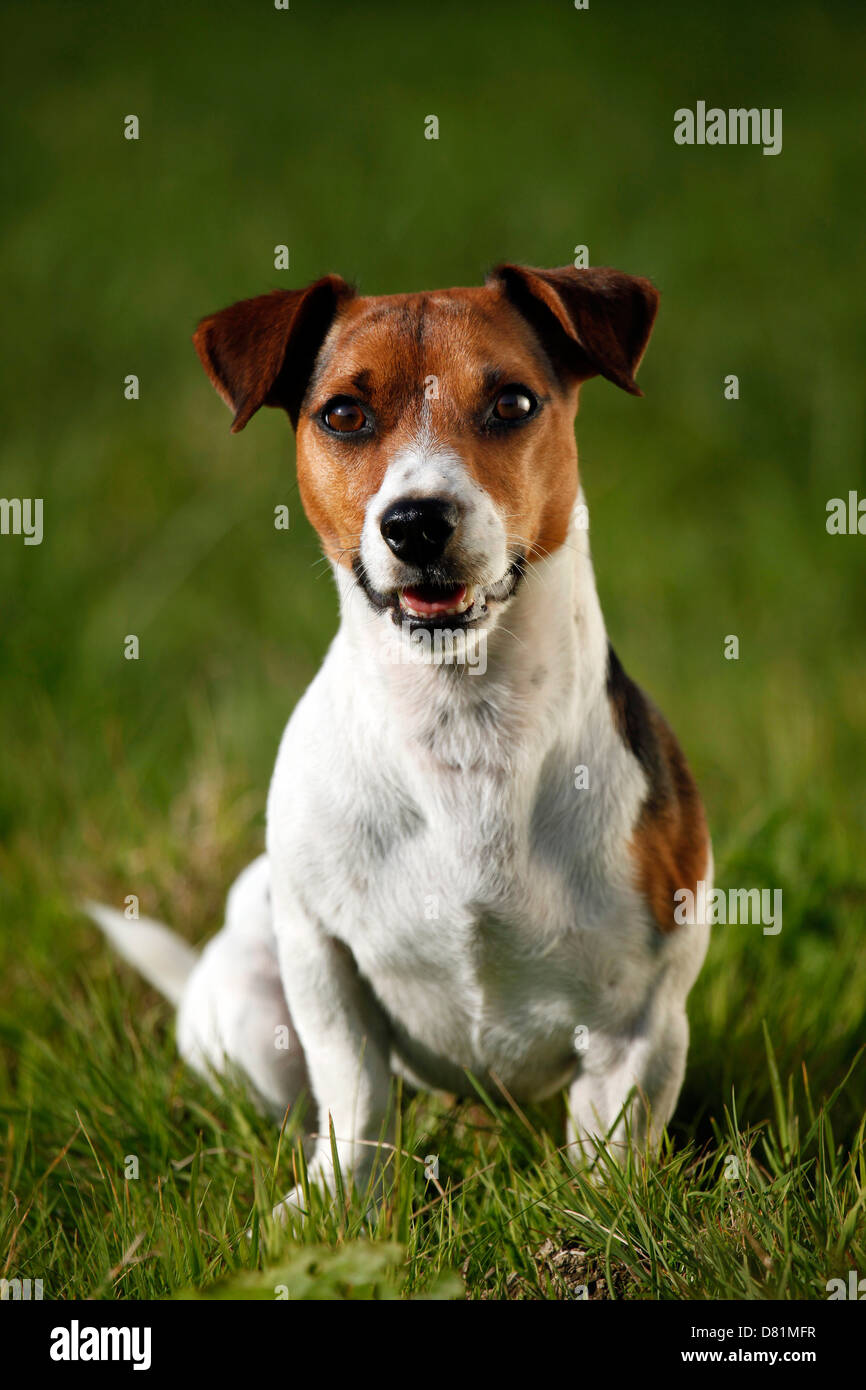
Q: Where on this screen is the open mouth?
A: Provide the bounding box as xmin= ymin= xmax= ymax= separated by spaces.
xmin=398 ymin=582 xmax=475 ymax=619
xmin=352 ymin=556 xmax=525 ymax=629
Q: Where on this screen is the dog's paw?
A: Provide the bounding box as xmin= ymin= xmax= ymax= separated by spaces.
xmin=270 ymin=1182 xmax=313 ymax=1226
xmin=246 ymin=1146 xmax=381 ymax=1238
xmin=266 ymin=1153 xmax=344 ymax=1229
xmin=243 ymin=1180 xmax=310 ymax=1241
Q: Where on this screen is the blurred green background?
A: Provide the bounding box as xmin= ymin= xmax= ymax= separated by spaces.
xmin=1 ymin=0 xmax=864 ymax=1138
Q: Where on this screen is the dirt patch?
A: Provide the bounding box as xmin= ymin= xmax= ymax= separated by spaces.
xmin=468 ymin=1238 xmax=630 ymax=1300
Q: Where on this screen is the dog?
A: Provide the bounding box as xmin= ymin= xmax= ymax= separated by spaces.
xmin=88 ymin=263 xmax=712 ymax=1219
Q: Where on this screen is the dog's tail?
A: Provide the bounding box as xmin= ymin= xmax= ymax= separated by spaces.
xmin=83 ymin=901 xmax=198 ymax=1007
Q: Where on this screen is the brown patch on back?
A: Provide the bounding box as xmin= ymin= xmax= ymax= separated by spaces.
xmin=606 ymin=644 xmax=709 ymax=934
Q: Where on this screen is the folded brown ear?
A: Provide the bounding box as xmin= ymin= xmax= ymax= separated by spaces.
xmin=488 ymin=263 xmax=659 ymax=395
xmin=192 ymin=274 xmax=354 ymax=432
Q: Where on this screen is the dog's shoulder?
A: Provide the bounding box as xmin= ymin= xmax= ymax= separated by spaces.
xmin=605 ymin=642 xmax=710 ymax=933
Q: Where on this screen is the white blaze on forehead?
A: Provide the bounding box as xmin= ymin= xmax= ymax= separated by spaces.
xmin=360 ymin=440 xmax=510 ymax=593
xmin=373 ymin=443 xmax=466 ymax=512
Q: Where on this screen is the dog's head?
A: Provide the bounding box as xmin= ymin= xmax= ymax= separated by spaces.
xmin=193 ymin=265 xmax=658 ymax=635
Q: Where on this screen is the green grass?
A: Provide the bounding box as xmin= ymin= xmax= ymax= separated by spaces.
xmin=3 ymin=973 xmax=864 ymax=1300
xmin=1 ymin=0 xmax=865 ymax=1300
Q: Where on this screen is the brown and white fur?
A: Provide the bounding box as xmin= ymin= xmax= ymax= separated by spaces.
xmin=88 ymin=264 xmax=712 ymax=1219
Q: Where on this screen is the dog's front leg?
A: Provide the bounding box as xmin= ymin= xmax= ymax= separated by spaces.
xmin=269 ymin=881 xmax=392 ymax=1222
xmin=566 ymin=1006 xmax=689 ymax=1167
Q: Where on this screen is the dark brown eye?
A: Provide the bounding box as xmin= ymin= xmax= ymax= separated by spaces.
xmin=322 ymin=399 xmax=367 ymax=433
xmin=494 ymin=387 xmax=535 ymax=421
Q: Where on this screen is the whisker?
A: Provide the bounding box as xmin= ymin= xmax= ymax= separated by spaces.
xmin=494 ymin=623 xmax=529 ymax=652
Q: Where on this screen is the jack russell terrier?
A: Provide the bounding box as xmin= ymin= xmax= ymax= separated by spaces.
xmin=89 ymin=263 xmax=711 ymax=1218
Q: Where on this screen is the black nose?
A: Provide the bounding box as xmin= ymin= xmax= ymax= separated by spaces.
xmin=380 ymin=498 xmax=458 ymax=566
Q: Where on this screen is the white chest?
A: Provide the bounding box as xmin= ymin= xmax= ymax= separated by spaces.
xmin=272 ymin=691 xmax=654 ymax=1098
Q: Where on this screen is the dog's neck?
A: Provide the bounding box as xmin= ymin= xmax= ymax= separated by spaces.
xmin=331 ymin=504 xmax=609 ymax=772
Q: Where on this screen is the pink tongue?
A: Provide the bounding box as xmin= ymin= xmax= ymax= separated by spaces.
xmin=402 ymin=583 xmax=467 ymax=615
